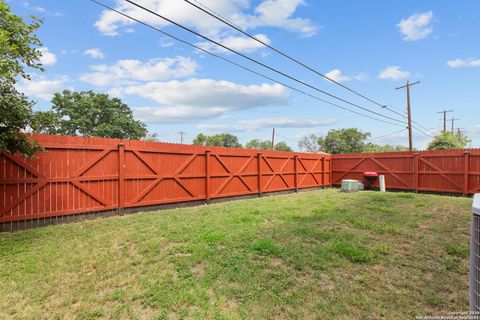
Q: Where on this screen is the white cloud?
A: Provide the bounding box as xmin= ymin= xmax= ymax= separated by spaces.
xmin=353 ymin=72 xmax=368 ymax=81
xmin=196 ymin=124 xmax=236 ymax=132
xmin=21 ymin=1 xmax=46 ymax=13
xmin=324 ymin=69 xmax=351 ymax=82
xmin=80 ymin=56 xmax=197 ymax=86
xmin=94 ymin=0 xmax=317 ymax=49
xmin=254 ymin=0 xmax=318 ymax=37
xmin=106 ymin=87 xmax=124 ymax=98
xmin=378 ymin=66 xmax=411 ymax=80
xmin=397 ymin=11 xmax=434 ymax=41
xmin=197 ymin=117 xmax=336 ymax=132
xmin=124 ymin=79 xmax=288 ymax=108
xmin=128 ymin=79 xmax=289 ymax=123
xmin=196 ymin=34 xmax=271 ymax=53
xmin=21 ymin=1 xmax=63 ymax=16
xmin=134 ymin=106 xmax=226 ymax=123
xmin=239 ymin=117 xmax=336 ymax=130
xmin=38 ymin=47 xmax=57 ymax=66
xmin=84 ymin=48 xmax=104 ymax=59
xmin=160 ymin=41 xmax=175 ymax=48
xmin=466 ymin=125 xmax=480 ymax=139
xmin=16 ymin=75 xmax=68 ymax=101
xmin=447 ymin=58 xmax=480 ymax=68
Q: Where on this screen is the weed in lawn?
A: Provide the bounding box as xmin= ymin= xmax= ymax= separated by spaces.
xmin=373 ymin=243 xmax=392 ymax=256
xmin=251 ymin=239 xmax=281 ymax=256
xmin=330 ymin=241 xmax=374 ymax=263
xmin=398 ymin=193 xmax=415 ymax=199
xmin=444 ymin=243 xmax=469 ymax=258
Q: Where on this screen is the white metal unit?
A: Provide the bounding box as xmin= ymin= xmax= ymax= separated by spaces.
xmin=470 ymin=194 xmax=480 ymax=311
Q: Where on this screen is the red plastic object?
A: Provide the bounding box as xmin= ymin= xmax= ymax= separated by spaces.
xmin=363 ymin=171 xmax=379 ymax=178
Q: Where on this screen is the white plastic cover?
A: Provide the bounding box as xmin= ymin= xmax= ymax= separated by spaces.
xmin=473 ymin=194 xmax=480 ymax=216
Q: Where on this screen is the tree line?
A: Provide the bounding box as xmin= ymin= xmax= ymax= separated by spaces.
xmin=297 ymin=128 xmax=471 ymax=154
xmin=0 ymin=2 xmax=472 ymax=158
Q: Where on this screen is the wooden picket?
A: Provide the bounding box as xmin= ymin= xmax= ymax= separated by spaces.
xmin=0 ymin=134 xmax=331 ymax=223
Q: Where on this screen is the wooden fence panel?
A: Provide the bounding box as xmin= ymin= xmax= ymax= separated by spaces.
xmin=0 ymin=134 xmax=330 ymax=223
xmin=332 ymin=149 xmax=480 ymax=194
xmin=0 ymin=136 xmax=120 ymax=223
xmin=261 ymin=154 xmax=295 ymax=193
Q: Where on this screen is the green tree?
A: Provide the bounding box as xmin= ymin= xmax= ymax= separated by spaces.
xmin=0 ymin=2 xmax=43 ymax=156
xmin=193 ymin=133 xmax=242 ymax=148
xmin=192 ymin=133 xmax=208 ymax=146
xmin=245 ymin=139 xmax=292 ymax=151
xmin=273 ymin=141 xmax=293 ymax=152
xmin=427 ymin=131 xmax=470 ymax=150
xmin=30 ymin=110 xmax=61 ymax=134
xmin=298 ymin=134 xmax=321 ymax=153
xmin=318 ymin=128 xmax=371 ymax=154
xmin=363 ymin=143 xmax=410 ymax=153
xmin=245 ymin=139 xmax=272 ymax=150
xmin=32 ymin=90 xmax=147 ymax=139
xmin=142 ymin=132 xmax=160 ymax=142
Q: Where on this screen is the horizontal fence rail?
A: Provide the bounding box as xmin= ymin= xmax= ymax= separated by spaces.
xmin=332 ymin=149 xmax=480 ymax=195
xmin=0 ymin=134 xmax=331 ymax=224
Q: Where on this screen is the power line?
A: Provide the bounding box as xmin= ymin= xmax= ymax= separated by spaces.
xmin=368 ymin=128 xmax=408 ymax=141
xmin=187 ymin=0 xmax=434 ymax=136
xmin=191 ymin=0 xmax=434 ymax=136
xmin=275 ymin=133 xmax=301 ymax=144
xmin=189 ymin=0 xmax=266 ymax=32
xmin=411 ymin=121 xmax=434 ymax=135
xmin=183 ymin=0 xmax=398 ymax=112
xmin=124 ymin=0 xmax=407 ymax=125
xmin=378 ymin=105 xmax=434 ymax=137
xmin=88 ymin=0 xmax=405 ymax=128
xmin=411 ymin=124 xmax=434 ymax=138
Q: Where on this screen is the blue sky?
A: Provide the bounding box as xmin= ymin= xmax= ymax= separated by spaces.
xmin=9 ymin=0 xmax=480 ymax=149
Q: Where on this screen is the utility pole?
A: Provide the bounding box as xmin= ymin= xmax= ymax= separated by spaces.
xmin=457 ymin=128 xmax=465 ymax=135
xmin=271 ymin=128 xmax=275 ymax=150
xmin=396 ymin=80 xmax=420 ymax=152
xmin=178 ymin=131 xmax=185 ymax=144
xmin=437 ymin=109 xmax=453 ymax=132
xmin=448 ymin=118 xmax=460 ymax=133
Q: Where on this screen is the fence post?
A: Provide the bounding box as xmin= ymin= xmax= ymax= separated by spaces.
xmin=294 ymin=155 xmax=298 ymax=192
xmin=205 ymin=150 xmax=211 ymax=202
xmin=118 ymin=143 xmax=125 ymax=214
xmin=257 ymin=152 xmax=262 ymax=197
xmin=329 ymin=157 xmax=332 ymax=188
xmin=414 ymin=152 xmax=419 ymax=193
xmin=322 ymin=157 xmax=326 ymax=188
xmin=465 ymin=151 xmax=470 ymax=195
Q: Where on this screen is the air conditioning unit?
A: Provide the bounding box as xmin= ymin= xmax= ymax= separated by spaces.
xmin=470 ymin=194 xmax=480 ymax=312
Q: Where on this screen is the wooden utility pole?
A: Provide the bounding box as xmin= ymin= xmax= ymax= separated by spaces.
xmin=396 ymin=80 xmax=420 ymax=152
xmin=437 ymin=109 xmax=453 ymax=132
xmin=271 ymin=128 xmax=275 ymax=150
xmin=178 ymin=131 xmax=185 ymax=144
xmin=448 ymin=118 xmax=460 ymax=133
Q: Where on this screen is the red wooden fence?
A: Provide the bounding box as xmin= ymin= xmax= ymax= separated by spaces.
xmin=332 ymin=149 xmax=480 ymax=194
xmin=0 ymin=134 xmax=331 ymax=223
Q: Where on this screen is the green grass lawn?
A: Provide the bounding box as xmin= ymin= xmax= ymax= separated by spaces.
xmin=0 ymin=189 xmax=472 ymax=319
